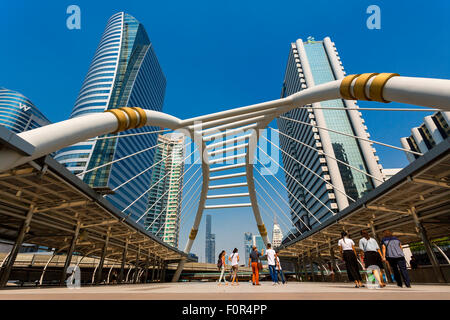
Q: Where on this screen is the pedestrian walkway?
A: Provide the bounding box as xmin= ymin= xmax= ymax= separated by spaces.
xmin=0 ymin=282 xmax=448 ymax=300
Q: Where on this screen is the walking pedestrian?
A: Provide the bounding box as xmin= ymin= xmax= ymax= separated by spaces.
xmin=275 ymin=251 xmax=286 ymax=284
xmin=265 ymin=243 xmax=279 ymax=285
xmin=229 ymin=248 xmax=240 ymax=285
xmin=338 ymin=231 xmax=363 ymax=288
xmin=217 ymin=250 xmax=228 ymax=285
xmin=381 ymin=230 xmax=411 ymax=288
xmin=359 ymin=230 xmax=386 ymax=287
xmin=248 ymin=246 xmax=263 ymax=285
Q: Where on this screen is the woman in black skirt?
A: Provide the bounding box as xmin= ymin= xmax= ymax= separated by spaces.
xmin=338 ymin=231 xmax=363 ymax=287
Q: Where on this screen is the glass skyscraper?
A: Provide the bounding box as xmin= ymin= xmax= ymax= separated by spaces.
xmin=244 ymin=232 xmax=253 ymax=263
xmin=278 ymin=37 xmax=384 ymax=234
xmin=205 ymin=214 xmax=215 ymax=264
xmin=144 ymin=133 xmax=185 ymax=248
xmin=55 ymin=12 xmax=166 ymax=223
xmin=0 ymin=87 xmax=51 ymax=133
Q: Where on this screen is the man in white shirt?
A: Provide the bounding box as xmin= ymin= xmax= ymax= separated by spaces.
xmin=265 ymin=243 xmax=278 ymax=285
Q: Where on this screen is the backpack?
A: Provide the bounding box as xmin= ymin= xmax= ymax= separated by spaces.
xmin=217 ymin=257 xmax=223 ymax=269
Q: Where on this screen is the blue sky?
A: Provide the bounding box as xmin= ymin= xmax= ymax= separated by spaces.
xmin=1 ymin=0 xmax=449 ymax=262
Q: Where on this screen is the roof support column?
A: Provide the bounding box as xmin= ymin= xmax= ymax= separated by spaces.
xmin=151 ymin=255 xmax=156 ymax=282
xmin=156 ymin=257 xmax=162 ymax=282
xmin=161 ymin=261 xmax=166 ymax=283
xmin=307 ymin=250 xmax=317 ymax=282
xmin=144 ymin=251 xmax=150 ymax=283
xmin=60 ymin=221 xmax=81 ymax=286
xmin=301 ymin=255 xmax=308 ymax=282
xmin=0 ymin=204 xmax=35 ymax=288
xmin=118 ymin=238 xmax=128 ymax=283
xmin=294 ymin=256 xmax=300 ymax=282
xmin=316 ymin=244 xmax=325 ymax=281
xmin=133 ymin=245 xmax=141 ymax=284
xmin=410 ymin=207 xmax=445 ymax=283
xmin=95 ymin=228 xmax=110 ymax=284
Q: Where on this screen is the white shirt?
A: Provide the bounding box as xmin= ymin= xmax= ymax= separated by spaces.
xmin=266 ymin=248 xmax=276 ymax=266
xmin=230 ymin=252 xmax=239 ymax=266
xmin=359 ymin=237 xmax=380 ymax=252
xmin=338 ymin=237 xmax=355 ymax=251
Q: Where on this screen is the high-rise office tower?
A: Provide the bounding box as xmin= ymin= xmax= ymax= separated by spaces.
xmin=205 ymin=215 xmax=215 ymax=263
xmin=144 ymin=133 xmax=185 ymax=247
xmin=272 ymin=217 xmax=283 ymax=248
xmin=0 ymin=87 xmax=51 ymax=133
xmin=252 ymin=235 xmax=265 ymax=253
xmin=400 ymin=111 xmax=450 ymax=162
xmin=244 ymin=232 xmax=253 ymax=263
xmin=278 ymin=37 xmax=384 ymax=233
xmin=55 ymin=12 xmax=166 ymax=222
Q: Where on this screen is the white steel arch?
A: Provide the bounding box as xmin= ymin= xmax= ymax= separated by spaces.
xmin=1 ymin=74 xmax=450 ymax=281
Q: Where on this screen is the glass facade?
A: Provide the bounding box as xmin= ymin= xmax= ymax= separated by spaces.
xmin=0 ymin=87 xmax=51 ymax=133
xmin=244 ymin=232 xmax=253 ymax=263
xmin=278 ymin=38 xmax=376 ymax=234
xmin=54 ymin=12 xmax=167 ymax=224
xmin=144 ymin=133 xmax=185 ymax=248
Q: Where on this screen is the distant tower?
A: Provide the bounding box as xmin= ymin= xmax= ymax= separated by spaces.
xmin=0 ymin=87 xmax=51 ymax=133
xmin=272 ymin=217 xmax=283 ymax=248
xmin=144 ymin=133 xmax=185 ymax=248
xmin=244 ymin=232 xmax=253 ymax=262
xmin=205 ymin=215 xmax=215 ymax=263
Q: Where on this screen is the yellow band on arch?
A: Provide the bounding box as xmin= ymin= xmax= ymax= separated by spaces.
xmin=339 ymin=74 xmax=360 ymax=100
xmin=353 ymin=73 xmax=379 ymax=101
xmin=369 ymin=73 xmax=400 ymax=103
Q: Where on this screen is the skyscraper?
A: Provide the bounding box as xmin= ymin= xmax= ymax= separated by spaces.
xmin=400 ymin=111 xmax=450 ymax=162
xmin=0 ymin=87 xmax=51 ymax=133
xmin=272 ymin=217 xmax=283 ymax=248
xmin=252 ymin=235 xmax=265 ymax=253
xmin=244 ymin=232 xmax=253 ymax=263
xmin=144 ymin=133 xmax=185 ymax=248
xmin=55 ymin=12 xmax=166 ymax=223
xmin=278 ymin=36 xmax=384 ymax=233
xmin=205 ymin=215 xmax=215 ymax=263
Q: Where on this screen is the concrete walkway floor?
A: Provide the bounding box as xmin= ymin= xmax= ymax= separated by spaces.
xmin=0 ymin=281 xmax=449 ymax=300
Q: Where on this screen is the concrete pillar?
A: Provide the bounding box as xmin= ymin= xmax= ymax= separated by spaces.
xmin=295 ymin=257 xmax=300 ymax=282
xmin=95 ymin=229 xmax=110 ymax=284
xmin=118 ymin=239 xmax=128 ymax=283
xmin=0 ymin=204 xmax=35 ymax=287
xmin=133 ymin=245 xmax=140 ymax=284
xmin=411 ymin=207 xmax=445 ymax=283
xmin=60 ymin=221 xmax=81 ymax=286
